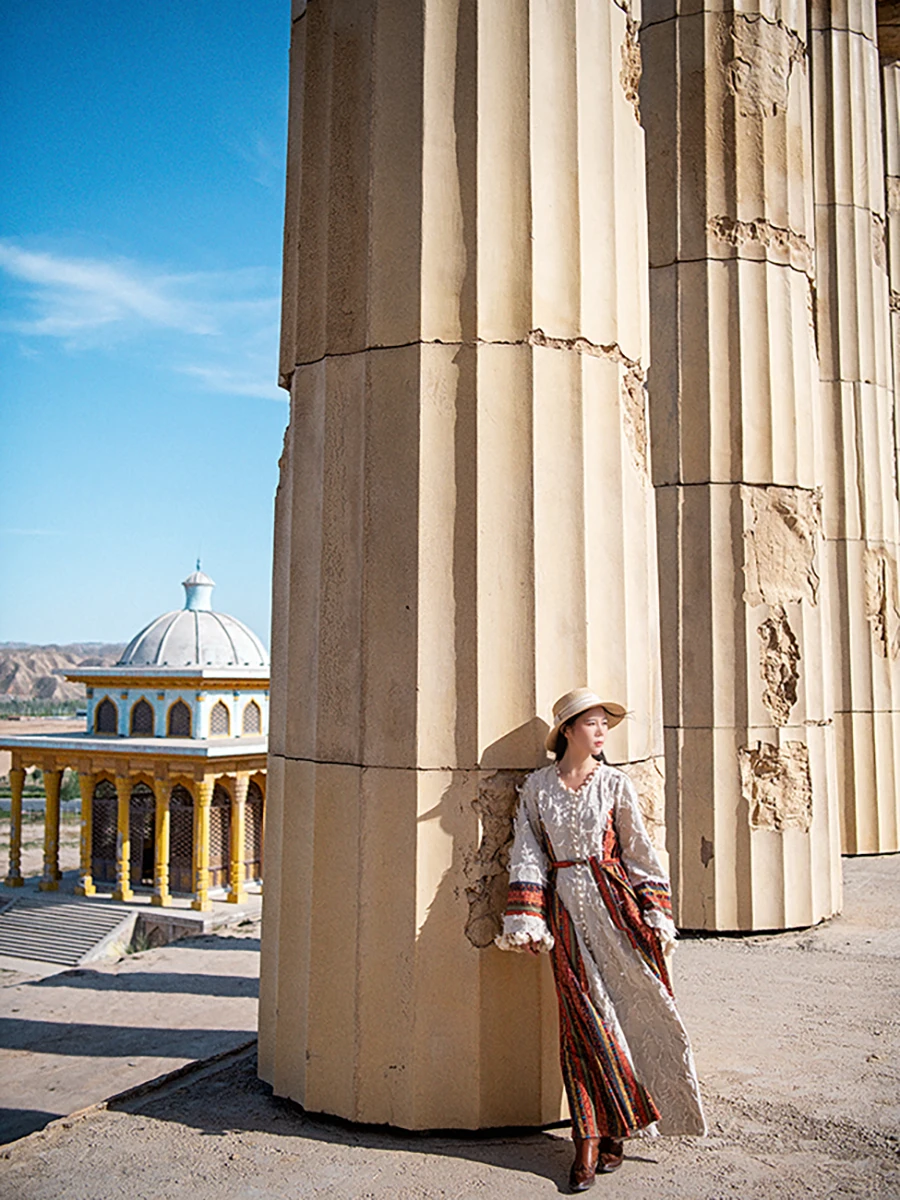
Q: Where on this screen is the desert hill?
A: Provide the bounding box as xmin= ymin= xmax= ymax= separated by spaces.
xmin=0 ymin=643 xmax=126 ymax=702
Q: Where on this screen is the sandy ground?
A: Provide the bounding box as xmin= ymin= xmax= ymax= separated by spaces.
xmin=0 ymin=856 xmax=898 ymax=1200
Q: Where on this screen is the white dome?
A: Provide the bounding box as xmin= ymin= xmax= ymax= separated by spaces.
xmin=118 ymin=571 xmax=269 ymax=669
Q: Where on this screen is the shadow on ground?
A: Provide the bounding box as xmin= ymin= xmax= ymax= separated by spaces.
xmin=27 ymin=969 xmax=258 ymax=998
xmin=108 ymin=1047 xmax=654 ymax=1195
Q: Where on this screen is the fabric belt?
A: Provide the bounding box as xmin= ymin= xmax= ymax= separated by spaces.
xmin=549 ymin=858 xmax=590 ymax=869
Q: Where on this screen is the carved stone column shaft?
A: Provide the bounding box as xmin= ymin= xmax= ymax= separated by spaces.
xmin=642 ymin=0 xmax=843 ymax=928
xmin=261 ymin=0 xmax=663 ymax=1129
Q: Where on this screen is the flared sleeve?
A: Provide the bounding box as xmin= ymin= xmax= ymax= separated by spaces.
xmin=613 ymin=773 xmax=678 ymax=954
xmin=494 ymin=772 xmax=555 ymax=953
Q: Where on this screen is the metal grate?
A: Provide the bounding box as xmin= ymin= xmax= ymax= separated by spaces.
xmin=95 ymin=697 xmax=117 ymax=735
xmin=169 ymin=784 xmax=193 ymax=893
xmin=241 ymin=700 xmax=261 ymax=735
xmin=209 ymin=701 xmax=230 ymax=737
xmin=245 ymin=780 xmax=263 ymax=881
xmin=168 ymin=700 xmax=191 ymax=738
xmin=129 ymin=781 xmax=155 ymax=886
xmin=130 ymin=698 xmax=154 ymax=736
xmin=91 ymin=779 xmax=118 ymax=883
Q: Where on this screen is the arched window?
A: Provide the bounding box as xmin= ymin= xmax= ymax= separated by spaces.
xmin=245 ymin=779 xmax=264 ymax=882
xmin=95 ymin=697 xmax=118 ymax=735
xmin=130 ymin=698 xmax=154 ymax=736
xmin=167 ymin=700 xmax=191 ymax=737
xmin=209 ymin=700 xmax=230 ymax=737
xmin=169 ymin=784 xmax=193 ymax=893
xmin=209 ymin=782 xmax=232 ymax=887
xmin=241 ymin=700 xmax=261 ymax=735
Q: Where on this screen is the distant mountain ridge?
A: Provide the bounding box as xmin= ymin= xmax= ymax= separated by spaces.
xmin=0 ymin=643 xmax=126 ymax=702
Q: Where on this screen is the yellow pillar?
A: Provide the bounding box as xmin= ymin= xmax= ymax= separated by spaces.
xmin=112 ymin=774 xmax=133 ymax=901
xmin=39 ymin=767 xmax=63 ymax=892
xmin=4 ymin=764 xmax=25 ymax=887
xmin=75 ymin=772 xmax=96 ymax=896
xmin=151 ymin=776 xmax=171 ymax=907
xmin=191 ymin=775 xmax=214 ymax=912
xmin=227 ymin=772 xmax=249 ymax=904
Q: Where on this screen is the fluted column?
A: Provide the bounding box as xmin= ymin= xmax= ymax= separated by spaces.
xmin=112 ymin=774 xmax=133 ymax=901
xmin=191 ymin=776 xmax=213 ymax=912
xmin=642 ymin=0 xmax=843 ymax=929
xmin=810 ymin=1 xmax=900 ymax=855
xmin=227 ymin=772 xmax=249 ymax=904
xmin=260 ymin=0 xmax=661 ymax=1129
xmin=39 ymin=768 xmax=63 ymax=892
xmin=886 ymin=62 xmax=900 ymax=492
xmin=75 ymin=773 xmax=96 ymax=896
xmin=151 ymin=776 xmax=171 ymax=907
xmin=4 ymin=763 xmax=25 ymax=887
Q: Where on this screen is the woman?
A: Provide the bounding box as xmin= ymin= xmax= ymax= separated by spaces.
xmin=496 ymin=688 xmax=706 ymax=1192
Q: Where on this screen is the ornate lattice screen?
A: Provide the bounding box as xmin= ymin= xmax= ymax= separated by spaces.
xmin=210 ymin=701 xmax=230 ymax=737
xmin=129 ymin=781 xmax=155 ymax=886
xmin=130 ymin=699 xmax=154 ymax=736
xmin=209 ymin=783 xmax=231 ymax=887
xmin=169 ymin=784 xmax=193 ymax=893
xmin=246 ymin=780 xmax=263 ymax=881
xmin=168 ymin=701 xmax=191 ymax=737
xmin=242 ymin=701 xmax=261 ymax=735
xmin=91 ymin=779 xmax=118 ymax=882
xmin=95 ymin=698 xmax=117 ymax=735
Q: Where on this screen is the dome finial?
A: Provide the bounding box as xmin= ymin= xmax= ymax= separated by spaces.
xmin=182 ymin=566 xmax=215 ymax=612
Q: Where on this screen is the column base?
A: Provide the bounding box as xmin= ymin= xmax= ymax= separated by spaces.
xmin=75 ymin=882 xmax=96 ymax=897
xmin=39 ymin=879 xmax=59 ymax=892
xmin=3 ymin=875 xmax=24 ymax=888
xmin=151 ymin=892 xmax=171 ymax=908
xmin=191 ymin=897 xmax=213 ymax=912
xmin=113 ymin=887 xmax=134 ymax=902
xmin=226 ymin=890 xmax=246 ymax=905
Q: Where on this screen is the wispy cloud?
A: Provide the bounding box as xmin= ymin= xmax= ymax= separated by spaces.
xmin=0 ymin=241 xmax=285 ymax=401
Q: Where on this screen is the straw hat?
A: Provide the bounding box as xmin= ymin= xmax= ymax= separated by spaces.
xmin=544 ymin=687 xmax=627 ymax=753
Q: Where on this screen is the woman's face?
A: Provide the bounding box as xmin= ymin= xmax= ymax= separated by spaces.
xmin=564 ymin=706 xmax=609 ymax=758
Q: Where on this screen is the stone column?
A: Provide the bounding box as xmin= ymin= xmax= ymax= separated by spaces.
xmin=260 ymin=0 xmax=662 ymax=1129
xmin=39 ymin=768 xmax=63 ymax=892
xmin=227 ymin=772 xmax=249 ymax=904
xmin=191 ymin=775 xmax=213 ymax=912
xmin=75 ymin=772 xmax=96 ymax=896
xmin=112 ymin=774 xmax=133 ymax=901
xmin=641 ymin=0 xmax=843 ymax=929
xmin=4 ymin=763 xmax=25 ymax=887
xmin=151 ymin=776 xmax=171 ymax=907
xmin=810 ymin=2 xmax=900 ymax=855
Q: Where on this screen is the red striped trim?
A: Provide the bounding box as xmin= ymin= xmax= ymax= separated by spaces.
xmin=505 ymin=881 xmax=548 ymax=922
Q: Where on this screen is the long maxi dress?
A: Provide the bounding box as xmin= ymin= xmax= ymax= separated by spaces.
xmin=496 ymin=761 xmax=707 ymax=1140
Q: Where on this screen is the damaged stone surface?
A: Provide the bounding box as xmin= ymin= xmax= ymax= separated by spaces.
xmin=463 ymin=769 xmax=526 ymax=949
xmin=617 ymin=755 xmax=667 ymax=852
xmin=742 ymin=485 xmax=822 ymax=607
xmin=873 ymin=211 xmax=888 ymax=272
xmin=527 ymin=329 xmax=649 ymax=481
xmin=865 ymin=546 xmax=900 ymax=660
xmin=724 ymin=12 xmax=806 ymax=119
xmin=620 ymin=17 xmax=641 ymax=122
xmin=739 ymin=741 xmax=813 ymax=833
xmin=707 ymin=215 xmax=815 ymax=277
xmin=758 ymin=605 xmax=801 ymax=726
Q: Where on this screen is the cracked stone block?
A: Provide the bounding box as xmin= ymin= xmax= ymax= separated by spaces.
xmin=742 ymin=486 xmax=822 ymax=608
xmin=740 ymin=741 xmax=813 ymax=833
xmin=865 ymin=547 xmax=900 ymax=660
xmin=758 ymin=605 xmax=801 ymax=726
xmin=463 ymin=769 xmax=524 ymax=949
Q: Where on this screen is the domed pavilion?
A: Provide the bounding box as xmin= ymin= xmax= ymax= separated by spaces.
xmin=2 ymin=570 xmax=268 ymax=911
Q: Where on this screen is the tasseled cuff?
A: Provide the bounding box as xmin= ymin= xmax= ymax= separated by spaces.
xmin=495 ymin=881 xmax=554 ymax=952
xmin=642 ymin=907 xmax=677 ymax=956
xmin=634 ymin=879 xmax=673 ymax=921
xmin=495 ymin=914 xmax=555 ymax=953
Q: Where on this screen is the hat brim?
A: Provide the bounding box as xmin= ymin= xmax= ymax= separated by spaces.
xmin=544 ymin=700 xmax=627 ymax=753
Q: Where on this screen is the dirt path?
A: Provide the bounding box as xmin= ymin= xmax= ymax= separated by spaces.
xmin=1 ymin=857 xmax=898 ymax=1199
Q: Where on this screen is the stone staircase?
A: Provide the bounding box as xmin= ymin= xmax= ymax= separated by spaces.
xmin=0 ymin=895 xmax=137 ymax=966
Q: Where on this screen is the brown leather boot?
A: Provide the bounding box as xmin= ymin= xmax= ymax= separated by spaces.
xmin=597 ymin=1135 xmax=624 ymax=1173
xmin=568 ymin=1134 xmax=600 ymax=1192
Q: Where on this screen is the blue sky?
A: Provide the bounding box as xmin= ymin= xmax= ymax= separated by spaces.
xmin=0 ymin=1 xmax=290 ymax=646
